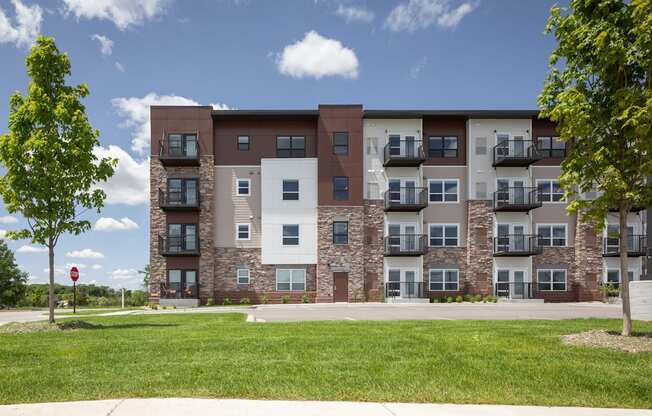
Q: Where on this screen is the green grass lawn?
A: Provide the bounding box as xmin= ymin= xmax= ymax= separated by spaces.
xmin=0 ymin=313 xmax=650 ymax=408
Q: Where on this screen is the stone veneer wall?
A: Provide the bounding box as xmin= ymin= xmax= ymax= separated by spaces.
xmin=423 ymin=247 xmax=467 ymax=298
xmin=316 ymin=206 xmax=366 ymax=302
xmin=149 ymin=157 xmax=166 ymax=302
xmin=573 ymin=210 xmax=603 ymax=301
xmin=533 ymin=247 xmax=578 ymax=302
xmin=363 ymin=201 xmax=384 ymax=301
xmin=198 ymin=156 xmax=215 ymax=302
xmin=465 ymin=200 xmax=494 ymax=295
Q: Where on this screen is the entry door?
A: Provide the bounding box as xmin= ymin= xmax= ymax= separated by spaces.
xmin=512 ymin=180 xmax=526 ymax=204
xmin=402 ymin=224 xmax=417 ymax=251
xmin=512 ymin=271 xmax=525 ymax=299
xmin=496 ymin=270 xmax=510 ymax=297
xmin=404 ymin=180 xmax=417 ymax=204
xmin=387 ymin=269 xmax=401 ymax=297
xmin=497 ymin=224 xmax=510 ymax=252
xmin=404 ymin=136 xmax=416 ymax=158
xmin=333 ymin=272 xmax=348 ymax=302
xmin=512 ymin=225 xmax=525 ymax=251
xmin=512 ymin=135 xmax=525 ymax=157
xmin=404 ymin=270 xmax=416 ymax=297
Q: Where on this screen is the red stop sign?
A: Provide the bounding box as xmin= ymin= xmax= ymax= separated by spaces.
xmin=70 ymin=266 xmax=79 ymax=282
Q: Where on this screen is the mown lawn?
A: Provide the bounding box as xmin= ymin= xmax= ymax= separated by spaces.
xmin=0 ymin=313 xmax=650 ymax=408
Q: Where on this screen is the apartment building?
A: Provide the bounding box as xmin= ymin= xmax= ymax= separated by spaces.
xmin=149 ymin=105 xmax=648 ymax=306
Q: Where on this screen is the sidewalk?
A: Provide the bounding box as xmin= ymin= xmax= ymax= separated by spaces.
xmin=0 ymin=398 xmax=649 ymax=416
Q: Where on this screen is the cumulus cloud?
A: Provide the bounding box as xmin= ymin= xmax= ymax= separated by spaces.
xmin=17 ymin=245 xmax=47 ymax=253
xmin=335 ymin=5 xmax=374 ymax=23
xmin=0 ymin=0 xmax=42 ymax=48
xmin=94 ymin=145 xmax=148 ymax=205
xmin=110 ymin=268 xmax=139 ymax=280
xmin=385 ymin=0 xmax=477 ymax=32
xmin=62 ymin=0 xmax=170 ymax=30
xmin=66 ymin=249 xmax=104 ymax=259
xmin=0 ymin=215 xmax=18 ymax=224
xmin=43 ymin=267 xmax=65 ymax=277
xmin=66 ymin=263 xmax=87 ymax=269
xmin=91 ymin=33 xmax=113 ymax=56
xmin=276 ymin=31 xmax=359 ymax=80
xmin=95 ymin=217 xmax=139 ymax=231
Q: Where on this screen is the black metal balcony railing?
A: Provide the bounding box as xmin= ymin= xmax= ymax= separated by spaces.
xmin=383 ymin=141 xmax=426 ymax=166
xmin=159 ymin=140 xmax=200 ymax=166
xmin=492 ymin=140 xmax=542 ymax=167
xmin=385 ymin=281 xmax=426 ymax=299
xmin=602 ymin=235 xmax=647 ymax=257
xmin=160 ymin=282 xmax=199 ymax=299
xmin=383 ymin=234 xmax=428 ymax=256
xmin=158 ymin=235 xmax=200 ymax=256
xmin=384 ymin=187 xmax=428 ymax=211
xmin=158 ymin=188 xmax=200 ymax=211
xmin=494 ymin=282 xmax=534 ymax=299
xmin=493 ymin=187 xmax=542 ymax=212
xmin=493 ymin=234 xmax=542 ymax=256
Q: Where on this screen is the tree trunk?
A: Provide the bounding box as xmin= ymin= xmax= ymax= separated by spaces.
xmin=619 ymin=207 xmax=632 ymax=336
xmin=48 ymin=238 xmax=55 ymax=324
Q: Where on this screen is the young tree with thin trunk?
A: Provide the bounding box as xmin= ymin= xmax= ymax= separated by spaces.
xmin=539 ymin=0 xmax=652 ymax=336
xmin=0 ymin=37 xmax=115 ymax=323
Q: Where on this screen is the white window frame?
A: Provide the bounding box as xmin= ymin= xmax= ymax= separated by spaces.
xmin=276 ymin=269 xmax=306 ymax=291
xmin=235 ymin=223 xmax=251 ymax=241
xmin=428 ymin=179 xmax=459 ymax=204
xmin=428 ymin=223 xmax=460 ymax=247
xmin=429 ymin=269 xmax=459 ymax=291
xmin=535 ymin=179 xmax=564 ymax=203
xmin=536 ymin=223 xmax=568 ymax=247
xmin=236 ymin=268 xmax=250 ymax=285
xmin=537 ymin=269 xmax=567 ymax=291
xmin=236 ymin=178 xmax=251 ymax=196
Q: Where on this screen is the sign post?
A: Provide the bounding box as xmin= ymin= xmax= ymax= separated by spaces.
xmin=70 ymin=266 xmax=79 ymax=314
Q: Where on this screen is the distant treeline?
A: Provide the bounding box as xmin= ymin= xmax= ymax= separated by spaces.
xmin=14 ymin=284 xmax=148 ymax=308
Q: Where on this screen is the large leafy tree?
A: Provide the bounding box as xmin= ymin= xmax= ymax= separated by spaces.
xmin=0 ymin=37 xmax=116 ymax=323
xmin=539 ymin=0 xmax=652 ymax=335
xmin=0 ymin=239 xmax=28 ymax=307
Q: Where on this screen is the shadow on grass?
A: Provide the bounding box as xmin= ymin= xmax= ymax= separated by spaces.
xmin=58 ymin=320 xmax=178 ymax=331
xmin=607 ymin=330 xmax=652 ymax=338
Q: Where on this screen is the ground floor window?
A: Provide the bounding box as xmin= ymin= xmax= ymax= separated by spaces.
xmin=606 ymin=269 xmax=635 ymax=284
xmin=537 ymin=269 xmax=566 ymax=291
xmin=166 ymin=270 xmax=197 ymax=298
xmin=276 ymin=269 xmax=306 ymax=291
xmin=237 ymin=268 xmax=250 ymax=285
xmin=429 ymin=269 xmax=458 ymax=291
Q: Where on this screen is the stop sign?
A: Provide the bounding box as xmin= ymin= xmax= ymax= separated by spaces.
xmin=70 ymin=266 xmax=79 ymax=282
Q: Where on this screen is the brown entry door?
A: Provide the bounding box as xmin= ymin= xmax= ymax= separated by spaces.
xmin=333 ymin=272 xmax=348 ymax=302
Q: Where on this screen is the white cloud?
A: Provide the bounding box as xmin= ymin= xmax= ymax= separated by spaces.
xmin=43 ymin=267 xmax=65 ymax=277
xmin=62 ymin=0 xmax=170 ymax=30
xmin=276 ymin=31 xmax=359 ymax=80
xmin=111 ymin=93 xmax=229 ymax=154
xmin=0 ymin=230 xmax=6 ymax=238
xmin=91 ymin=33 xmax=113 ymax=56
xmin=65 ymin=263 xmax=87 ymax=269
xmin=385 ymin=0 xmax=477 ymax=32
xmin=66 ymin=249 xmax=104 ymax=259
xmin=0 ymin=215 xmax=18 ymax=224
xmin=114 ymin=61 xmax=125 ymax=72
xmin=110 ymin=268 xmax=139 ymax=280
xmin=95 ymin=217 xmax=139 ymax=231
xmin=94 ymin=145 xmax=148 ymax=205
xmin=335 ymin=5 xmax=374 ymax=23
xmin=0 ymin=0 xmax=42 ymax=48
xmin=17 ymin=245 xmax=47 ymax=253
xmin=91 ymin=264 xmax=103 ymax=270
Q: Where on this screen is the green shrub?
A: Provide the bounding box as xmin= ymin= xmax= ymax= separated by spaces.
xmin=146 ymin=302 xmax=158 ymax=310
xmin=301 ymin=294 xmax=311 ymax=303
xmin=473 ymin=295 xmax=482 ymax=302
xmin=281 ymin=295 xmax=290 ymax=304
xmin=446 ymin=296 xmax=453 ymax=303
xmin=240 ymin=297 xmax=251 ymax=305
xmin=261 ymin=294 xmax=269 ymax=304
xmin=206 ymin=297 xmax=214 ymax=307
xmin=455 ymin=296 xmax=463 ymax=303
xmin=222 ymin=297 xmax=232 ymax=306
xmin=431 ymin=297 xmax=440 ymax=303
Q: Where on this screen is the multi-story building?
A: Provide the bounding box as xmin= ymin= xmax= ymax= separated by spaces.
xmin=149 ymin=105 xmax=648 ymax=306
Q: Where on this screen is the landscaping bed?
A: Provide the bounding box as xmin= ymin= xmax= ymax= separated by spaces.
xmin=562 ymin=329 xmax=652 ymax=353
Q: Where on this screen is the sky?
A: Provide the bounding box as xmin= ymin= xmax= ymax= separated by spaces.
xmin=0 ymin=0 xmax=564 ymax=289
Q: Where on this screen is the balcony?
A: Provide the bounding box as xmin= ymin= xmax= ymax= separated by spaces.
xmin=493 ymin=234 xmax=542 ymax=256
xmin=494 ymin=282 xmax=534 ymax=299
xmin=385 ymin=281 xmax=426 ymax=300
xmin=158 ymin=138 xmax=200 ymax=166
xmin=384 ymin=187 xmax=428 ymax=212
xmin=493 ymin=187 xmax=542 ymax=212
xmin=383 ymin=234 xmax=427 ymax=256
xmin=383 ymin=141 xmax=426 ymax=167
xmin=492 ymin=140 xmax=542 ymax=167
xmin=158 ymin=235 xmax=200 ymax=257
xmin=158 ymin=188 xmax=200 ymax=211
xmin=602 ymin=235 xmax=647 ymax=257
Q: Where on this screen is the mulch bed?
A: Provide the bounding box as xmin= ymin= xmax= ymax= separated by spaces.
xmin=562 ymin=329 xmax=652 ymax=353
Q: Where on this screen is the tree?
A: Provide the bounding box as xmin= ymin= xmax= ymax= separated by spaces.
xmin=0 ymin=37 xmax=116 ymax=323
xmin=539 ymin=0 xmax=652 ymax=336
xmin=0 ymin=239 xmax=28 ymax=307
xmin=139 ymin=265 xmax=150 ymax=290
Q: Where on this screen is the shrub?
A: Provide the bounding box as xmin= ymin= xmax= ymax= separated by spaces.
xmin=473 ymin=295 xmax=482 ymax=302
xmin=222 ymin=297 xmax=232 ymax=306
xmin=446 ymin=296 xmax=453 ymax=303
xmin=455 ymin=296 xmax=463 ymax=303
xmin=206 ymin=297 xmax=214 ymax=307
xmin=281 ymin=295 xmax=290 ymax=304
xmin=146 ymin=302 xmax=158 ymax=310
xmin=463 ymin=294 xmax=473 ymax=302
xmin=240 ymin=297 xmax=251 ymax=305
xmin=431 ymin=297 xmax=440 ymax=303
xmin=301 ymin=294 xmax=310 ymax=303
xmin=261 ymin=294 xmax=269 ymax=304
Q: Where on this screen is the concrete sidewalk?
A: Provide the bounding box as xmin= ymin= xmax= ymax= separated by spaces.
xmin=0 ymin=398 xmax=649 ymax=416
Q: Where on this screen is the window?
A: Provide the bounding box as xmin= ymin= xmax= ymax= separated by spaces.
xmin=237 ymin=136 xmax=250 ymax=151
xmin=537 ymin=136 xmax=565 ymax=158
xmin=537 ymin=180 xmax=564 ymax=202
xmin=333 ymin=132 xmax=349 ymax=155
xmin=276 ymin=136 xmax=305 ymax=158
xmin=236 ymin=223 xmax=250 ymax=241
xmin=333 ymin=221 xmax=348 ymax=245
xmin=276 ymin=269 xmax=306 ymax=291
xmin=282 ymin=224 xmax=299 ymax=245
xmin=607 ymin=269 xmax=635 ymax=284
xmin=167 ymin=224 xmax=197 ymax=252
xmin=166 ymin=178 xmax=198 ymax=206
xmin=429 ymin=224 xmax=459 ymax=247
xmin=429 ymin=179 xmax=458 ymax=203
xmin=237 ymin=268 xmax=250 ymax=285
xmin=167 ymin=269 xmax=197 ymax=297
xmin=333 ymin=176 xmax=349 ymax=200
xmin=236 ymin=179 xmax=250 ymax=196
xmin=537 ymin=269 xmax=566 ymax=291
xmin=537 ymin=224 xmax=567 ymax=247
xmin=166 ymin=133 xmax=198 ymax=157
xmin=428 ymin=136 xmax=458 ymax=158
xmin=429 ymin=269 xmax=459 ymax=291
xmin=475 ymin=137 xmax=487 ymax=155
xmin=282 ymin=180 xmax=299 ymax=200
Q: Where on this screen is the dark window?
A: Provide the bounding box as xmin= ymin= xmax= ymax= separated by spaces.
xmin=282 ymin=180 xmax=299 ymax=200
xmin=167 ymin=224 xmax=197 ymax=252
xmin=277 ymin=136 xmax=306 ymax=158
xmin=536 ymin=136 xmax=566 ymax=158
xmin=166 ymin=133 xmax=197 ymax=157
xmin=166 ymin=178 xmax=198 ymax=205
xmin=282 ymin=224 xmax=299 ymax=245
xmin=428 ymin=136 xmax=458 ymax=158
xmin=333 ymin=132 xmax=349 ymax=155
xmin=167 ymin=270 xmax=197 ymax=298
xmin=237 ymin=136 xmax=250 ymax=151
xmin=333 ymin=176 xmax=349 ymax=200
xmin=333 ymin=221 xmax=348 ymax=245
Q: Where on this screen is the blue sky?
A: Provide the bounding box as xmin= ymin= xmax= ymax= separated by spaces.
xmin=0 ymin=0 xmax=562 ymax=289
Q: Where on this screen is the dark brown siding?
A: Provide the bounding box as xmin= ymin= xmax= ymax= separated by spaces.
xmin=422 ymin=117 xmax=467 ymax=166
xmin=317 ymin=105 xmax=364 ymax=205
xmin=532 ymin=118 xmax=562 ymax=166
xmin=213 ymin=116 xmax=318 ymax=165
xmin=150 ymin=106 xmax=213 ymax=157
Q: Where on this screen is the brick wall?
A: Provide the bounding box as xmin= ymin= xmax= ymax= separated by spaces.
xmin=574 ymin=210 xmax=603 ymax=301
xmin=533 ymin=246 xmax=578 ymax=301
xmin=465 ymin=200 xmax=494 ymax=295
